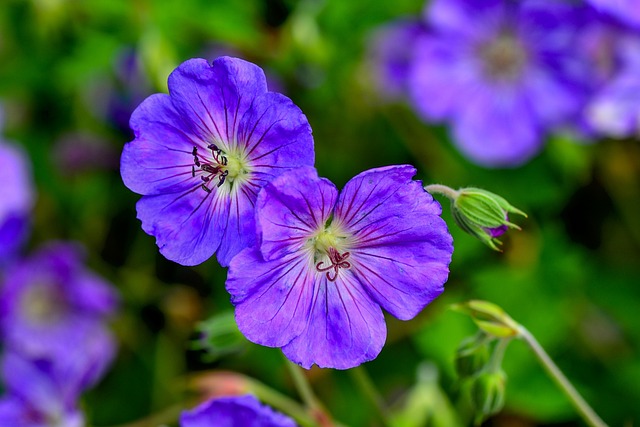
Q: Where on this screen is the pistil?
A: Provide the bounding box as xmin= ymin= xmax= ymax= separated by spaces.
xmin=316 ymin=247 xmax=351 ymax=282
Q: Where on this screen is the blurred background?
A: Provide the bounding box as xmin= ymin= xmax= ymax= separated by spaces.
xmin=0 ymin=0 xmax=639 ymax=425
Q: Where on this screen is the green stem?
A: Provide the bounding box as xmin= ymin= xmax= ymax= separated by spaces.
xmin=349 ymin=366 xmax=391 ymax=427
xmin=285 ymin=359 xmax=322 ymax=411
xmin=424 ymin=184 xmax=460 ymax=201
xmin=248 ymin=377 xmax=319 ymax=427
xmin=488 ymin=338 xmax=510 ymax=373
xmin=517 ymin=326 xmax=608 ymax=427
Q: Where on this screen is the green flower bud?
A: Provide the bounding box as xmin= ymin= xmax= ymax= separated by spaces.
xmin=451 ymin=300 xmax=521 ymax=338
xmin=451 ymin=187 xmax=526 ymax=251
xmin=194 ymin=311 xmax=247 ymax=362
xmin=471 ymin=370 xmax=507 ymax=424
xmin=455 ymin=333 xmax=491 ymax=380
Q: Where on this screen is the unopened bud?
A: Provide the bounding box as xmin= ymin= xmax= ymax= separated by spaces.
xmin=451 ymin=187 xmax=526 ymax=251
xmin=471 ymin=370 xmax=507 ymax=423
xmin=194 ymin=311 xmax=247 ymax=362
xmin=455 ymin=334 xmax=491 ymax=380
xmin=451 ymin=300 xmax=520 ymax=338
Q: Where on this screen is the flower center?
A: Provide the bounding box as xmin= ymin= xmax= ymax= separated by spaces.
xmin=192 ymin=144 xmax=251 ymax=193
xmin=479 ymin=33 xmax=527 ymax=81
xmin=21 ymin=283 xmax=65 ymax=324
xmin=311 ymin=227 xmax=351 ymax=282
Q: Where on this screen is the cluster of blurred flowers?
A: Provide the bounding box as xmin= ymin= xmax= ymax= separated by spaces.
xmin=369 ymin=0 xmax=640 ymax=167
xmin=0 ymin=112 xmax=118 ymax=425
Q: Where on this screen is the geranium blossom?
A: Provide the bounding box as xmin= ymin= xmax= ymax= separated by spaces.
xmin=180 ymin=395 xmax=296 ymax=427
xmin=408 ymin=0 xmax=586 ymax=167
xmin=227 ymin=165 xmax=453 ymax=369
xmin=121 ymin=56 xmax=314 ymax=266
xmin=0 ymin=242 xmax=117 ymax=383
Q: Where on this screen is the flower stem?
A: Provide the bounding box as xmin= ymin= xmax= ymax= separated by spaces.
xmin=424 ymin=184 xmax=460 ymax=200
xmin=349 ymin=366 xmax=391 ymax=427
xmin=285 ymin=359 xmax=322 ymax=411
xmin=284 ymin=358 xmax=336 ymax=427
xmin=248 ymin=377 xmax=319 ymax=427
xmin=517 ymin=326 xmax=608 ymax=427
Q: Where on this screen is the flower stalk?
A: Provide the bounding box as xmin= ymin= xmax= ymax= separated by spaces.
xmin=517 ymin=326 xmax=609 ymax=427
xmin=454 ymin=300 xmax=608 ymax=427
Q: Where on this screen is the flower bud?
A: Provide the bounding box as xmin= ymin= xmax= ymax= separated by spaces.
xmin=471 ymin=370 xmax=507 ymax=423
xmin=455 ymin=334 xmax=491 ymax=380
xmin=451 ymin=300 xmax=521 ymax=339
xmin=451 ymin=187 xmax=526 ymax=251
xmin=194 ymin=311 xmax=247 ymax=362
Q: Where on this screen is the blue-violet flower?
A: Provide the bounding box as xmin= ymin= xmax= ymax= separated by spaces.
xmin=121 ymin=56 xmax=314 ymax=266
xmin=409 ymin=0 xmax=586 ymax=167
xmin=0 ymin=242 xmax=118 ymax=384
xmin=180 ymin=395 xmax=296 ymax=427
xmin=227 ymin=165 xmax=453 ymax=369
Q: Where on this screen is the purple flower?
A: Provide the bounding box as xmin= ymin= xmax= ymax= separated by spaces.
xmin=121 ymin=57 xmax=314 ymax=266
xmin=0 ymin=143 xmax=33 ymax=264
xmin=227 ymin=165 xmax=453 ymax=369
xmin=368 ymin=19 xmax=428 ymax=100
xmin=180 ymin=395 xmax=296 ymax=427
xmin=0 ymin=352 xmax=85 ymax=427
xmin=587 ymin=0 xmax=640 ymax=29
xmin=408 ymin=0 xmax=586 ymax=167
xmin=575 ymin=15 xmax=640 ymax=138
xmin=0 ymin=242 xmax=118 ymax=385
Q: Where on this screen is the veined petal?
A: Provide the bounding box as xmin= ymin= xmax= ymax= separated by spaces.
xmin=335 ymin=165 xmax=440 ymax=229
xmin=121 ymin=93 xmax=200 ymax=196
xmin=257 ymin=167 xmax=337 ymax=261
xmin=227 ymin=248 xmax=314 ymax=348
xmin=215 ymin=187 xmax=259 ymax=267
xmin=281 ymin=272 xmax=385 ymax=370
xmin=167 ymin=57 xmax=268 ymax=147
xmin=240 ymin=91 xmax=314 ymax=178
xmin=336 ymin=166 xmax=452 ymax=320
xmin=136 ymin=188 xmax=228 ymax=266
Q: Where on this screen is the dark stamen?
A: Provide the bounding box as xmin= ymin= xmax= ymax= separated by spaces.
xmin=193 ymin=144 xmax=230 ymax=194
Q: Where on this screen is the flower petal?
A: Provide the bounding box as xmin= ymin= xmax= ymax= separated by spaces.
xmin=409 ymin=36 xmax=480 ymax=121
xmin=167 ymin=57 xmax=268 ymax=147
xmin=227 ymin=248 xmax=315 ymax=348
xmin=256 ymin=166 xmax=337 ymax=261
xmin=240 ymin=91 xmax=315 ymax=186
xmin=452 ymin=86 xmax=542 ymax=167
xmin=136 ymin=188 xmax=228 ymax=266
xmin=281 ymin=272 xmax=386 ymax=370
xmin=335 ymin=166 xmax=452 ymax=320
xmin=121 ymin=93 xmax=201 ymax=196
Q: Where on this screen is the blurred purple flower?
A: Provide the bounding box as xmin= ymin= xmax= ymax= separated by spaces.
xmin=180 ymin=395 xmax=297 ymax=427
xmin=0 ymin=242 xmax=118 ymax=385
xmin=368 ymin=19 xmax=428 ymax=100
xmin=408 ymin=0 xmax=586 ymax=167
xmin=121 ymin=57 xmax=315 ymax=267
xmin=587 ymin=0 xmax=640 ymax=29
xmin=575 ymin=15 xmax=640 ymax=138
xmin=0 ymin=143 xmax=34 ymax=265
xmin=0 ymin=352 xmax=85 ymax=427
xmin=227 ymin=166 xmax=453 ymax=369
